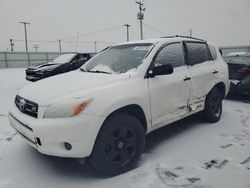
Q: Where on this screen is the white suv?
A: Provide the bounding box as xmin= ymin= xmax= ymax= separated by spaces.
xmin=8 ymin=36 xmax=229 ymax=175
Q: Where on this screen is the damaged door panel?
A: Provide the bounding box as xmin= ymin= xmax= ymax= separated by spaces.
xmin=184 ymin=42 xmax=217 ymax=109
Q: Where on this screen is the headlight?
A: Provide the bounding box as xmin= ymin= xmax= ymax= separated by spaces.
xmin=43 ymin=98 xmax=93 ymax=118
xmin=36 ymin=71 xmax=44 ymax=75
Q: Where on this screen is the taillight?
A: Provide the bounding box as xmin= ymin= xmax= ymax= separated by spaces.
xmin=238 ymin=67 xmax=249 ymax=73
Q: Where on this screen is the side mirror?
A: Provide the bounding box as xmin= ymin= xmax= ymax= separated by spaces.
xmin=148 ymin=64 xmax=173 ymax=78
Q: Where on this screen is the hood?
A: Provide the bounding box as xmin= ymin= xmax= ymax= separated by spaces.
xmin=28 ymin=62 xmax=61 ymax=71
xmin=19 ymin=70 xmax=129 ymax=106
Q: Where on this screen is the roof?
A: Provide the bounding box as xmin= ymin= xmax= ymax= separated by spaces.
xmin=113 ymin=35 xmax=206 ymax=46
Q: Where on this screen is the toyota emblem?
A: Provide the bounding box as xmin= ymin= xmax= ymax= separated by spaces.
xmin=18 ymin=99 xmax=26 ymax=111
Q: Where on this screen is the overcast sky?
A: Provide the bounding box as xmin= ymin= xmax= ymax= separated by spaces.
xmin=0 ymin=0 xmax=250 ymax=52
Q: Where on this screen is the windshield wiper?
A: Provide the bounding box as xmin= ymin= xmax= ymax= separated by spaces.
xmin=80 ymin=68 xmax=111 ymax=74
xmin=87 ymin=70 xmax=111 ymax=74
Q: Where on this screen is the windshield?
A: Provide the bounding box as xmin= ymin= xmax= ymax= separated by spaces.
xmin=83 ymin=43 xmax=153 ymax=73
xmin=224 ymin=56 xmax=250 ymax=65
xmin=53 ymin=53 xmax=76 ymax=63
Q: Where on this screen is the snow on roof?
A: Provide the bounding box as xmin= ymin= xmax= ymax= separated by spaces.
xmin=113 ymin=36 xmax=204 ymax=47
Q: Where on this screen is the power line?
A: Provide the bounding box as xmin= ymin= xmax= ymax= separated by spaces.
xmin=14 ymin=39 xmax=55 ymax=43
xmin=0 ymin=41 xmax=9 ymax=49
xmin=61 ymin=26 xmax=123 ymax=40
xmin=39 ymin=23 xmax=122 ymax=32
xmin=143 ymin=22 xmax=194 ymax=38
xmin=13 ymin=39 xmax=116 ymax=44
xmin=30 ymin=0 xmax=132 ymax=25
xmin=130 ymin=28 xmax=138 ymax=39
xmin=142 ymin=22 xmax=170 ymax=35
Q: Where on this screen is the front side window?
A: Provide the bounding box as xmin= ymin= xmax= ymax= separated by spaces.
xmin=154 ymin=43 xmax=185 ymax=68
xmin=73 ymin=54 xmax=90 ymax=64
xmin=186 ymin=42 xmax=210 ymax=65
xmin=83 ymin=43 xmax=153 ymax=73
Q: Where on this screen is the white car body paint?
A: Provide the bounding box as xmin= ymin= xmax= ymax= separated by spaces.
xmin=8 ymin=37 xmax=230 ymax=158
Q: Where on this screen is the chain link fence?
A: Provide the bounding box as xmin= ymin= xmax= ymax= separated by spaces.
xmin=0 ymin=52 xmax=64 ymax=68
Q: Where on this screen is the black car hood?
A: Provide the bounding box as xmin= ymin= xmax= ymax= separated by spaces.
xmin=27 ymin=62 xmax=61 ymax=71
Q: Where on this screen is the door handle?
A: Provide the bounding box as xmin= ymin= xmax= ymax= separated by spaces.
xmin=183 ymin=76 xmax=191 ymax=81
xmin=212 ymin=70 xmax=219 ymax=74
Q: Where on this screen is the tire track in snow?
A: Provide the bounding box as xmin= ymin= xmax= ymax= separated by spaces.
xmin=0 ymin=132 xmax=17 ymax=147
xmin=129 ymin=162 xmax=211 ymax=188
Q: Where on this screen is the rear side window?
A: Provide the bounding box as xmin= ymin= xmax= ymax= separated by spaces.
xmin=208 ymin=45 xmax=218 ymax=60
xmin=186 ymin=42 xmax=210 ymax=66
xmin=155 ymin=43 xmax=185 ymax=68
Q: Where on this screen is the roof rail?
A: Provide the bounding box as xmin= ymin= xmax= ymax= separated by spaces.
xmin=162 ymin=35 xmax=206 ymax=42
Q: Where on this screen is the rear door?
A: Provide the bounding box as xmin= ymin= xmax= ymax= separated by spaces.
xmin=184 ymin=41 xmax=216 ymax=110
xmin=149 ymin=42 xmax=191 ymax=128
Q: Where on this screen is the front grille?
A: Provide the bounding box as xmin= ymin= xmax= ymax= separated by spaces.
xmin=15 ymin=95 xmax=38 ymax=118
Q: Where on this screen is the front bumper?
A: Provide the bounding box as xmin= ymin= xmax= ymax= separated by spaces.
xmin=25 ymin=75 xmax=42 ymax=82
xmin=8 ymin=104 xmax=106 ymax=158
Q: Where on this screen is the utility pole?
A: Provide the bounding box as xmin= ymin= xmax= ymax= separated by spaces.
xmin=33 ymin=44 xmax=39 ymax=52
xmin=10 ymin=39 xmax=14 ymax=51
xmin=189 ymin=28 xmax=192 ymax=37
xmin=19 ymin=21 xmax=30 ymax=52
xmin=58 ymin=40 xmax=62 ymax=52
xmin=136 ymin=1 xmax=145 ymax=40
xmin=94 ymin=41 xmax=97 ymax=52
xmin=124 ymin=24 xmax=131 ymax=41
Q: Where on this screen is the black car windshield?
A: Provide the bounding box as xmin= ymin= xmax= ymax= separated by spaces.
xmin=224 ymin=56 xmax=250 ymax=65
xmin=82 ymin=43 xmax=153 ymax=74
xmin=53 ymin=53 xmax=76 ymax=63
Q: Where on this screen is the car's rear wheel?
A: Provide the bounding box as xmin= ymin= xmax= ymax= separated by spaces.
xmin=203 ymin=87 xmax=223 ymax=123
xmin=90 ymin=113 xmax=145 ymax=176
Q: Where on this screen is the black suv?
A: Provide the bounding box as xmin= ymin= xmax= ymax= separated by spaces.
xmin=25 ymin=53 xmax=93 ymax=82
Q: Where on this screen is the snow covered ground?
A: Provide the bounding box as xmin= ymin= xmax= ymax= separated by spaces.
xmin=0 ymin=68 xmax=250 ymax=188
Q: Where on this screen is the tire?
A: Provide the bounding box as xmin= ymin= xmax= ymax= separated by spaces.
xmin=90 ymin=113 xmax=145 ymax=176
xmin=203 ymin=87 xmax=223 ymax=123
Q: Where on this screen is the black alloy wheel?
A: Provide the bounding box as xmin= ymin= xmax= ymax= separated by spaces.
xmin=90 ymin=113 xmax=145 ymax=176
xmin=204 ymin=87 xmax=223 ymax=123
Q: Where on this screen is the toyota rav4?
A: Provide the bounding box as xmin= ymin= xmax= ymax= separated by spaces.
xmin=8 ymin=36 xmax=229 ymax=175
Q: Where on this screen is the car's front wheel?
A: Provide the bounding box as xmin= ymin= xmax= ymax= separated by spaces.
xmin=90 ymin=113 xmax=145 ymax=176
xmin=203 ymin=87 xmax=223 ymax=123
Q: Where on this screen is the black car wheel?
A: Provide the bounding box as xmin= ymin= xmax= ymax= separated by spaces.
xmin=203 ymin=87 xmax=223 ymax=123
xmin=90 ymin=113 xmax=145 ymax=176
